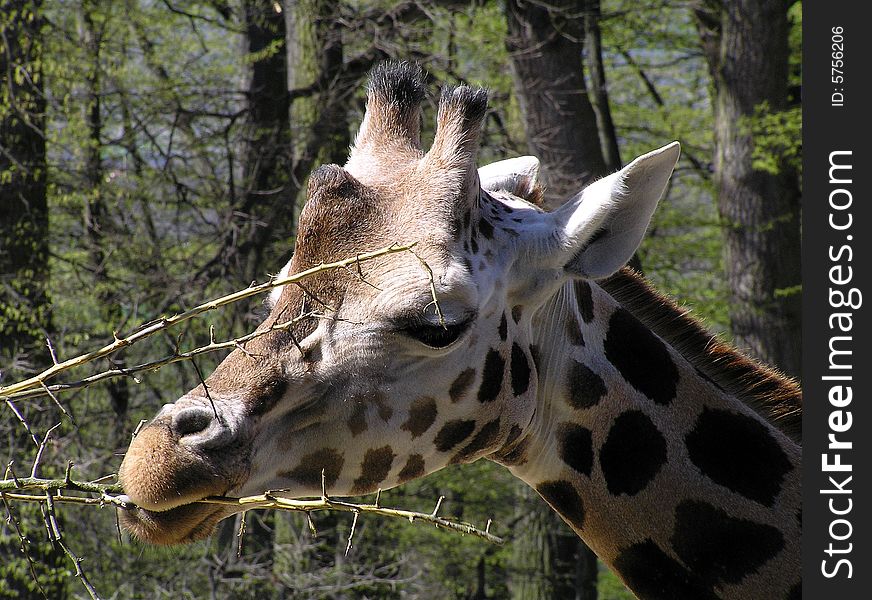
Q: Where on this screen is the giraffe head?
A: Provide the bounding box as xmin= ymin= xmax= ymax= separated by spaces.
xmin=118 ymin=63 xmax=679 ymax=545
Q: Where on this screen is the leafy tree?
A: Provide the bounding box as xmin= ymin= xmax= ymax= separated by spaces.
xmin=1 ymin=2 xmax=69 ymax=597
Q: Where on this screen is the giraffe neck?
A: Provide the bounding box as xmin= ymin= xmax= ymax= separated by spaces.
xmin=494 ymin=279 xmax=802 ymax=600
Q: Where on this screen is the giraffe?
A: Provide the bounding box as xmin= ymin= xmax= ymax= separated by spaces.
xmin=118 ymin=63 xmax=801 ymax=599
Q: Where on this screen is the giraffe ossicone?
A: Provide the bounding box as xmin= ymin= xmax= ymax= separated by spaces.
xmin=119 ymin=62 xmax=801 ymax=599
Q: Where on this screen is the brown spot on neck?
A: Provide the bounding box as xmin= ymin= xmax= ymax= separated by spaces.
xmin=281 ymin=448 xmax=344 ymax=490
xmin=600 ymin=267 xmax=802 ymax=442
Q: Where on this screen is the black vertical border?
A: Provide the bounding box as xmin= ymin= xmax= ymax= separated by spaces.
xmin=803 ymin=2 xmax=872 ymax=597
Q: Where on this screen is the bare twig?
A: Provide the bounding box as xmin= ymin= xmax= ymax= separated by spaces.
xmin=0 ymin=243 xmax=416 ymax=399
xmin=408 ymin=248 xmax=446 ymax=328
xmin=4 ymin=399 xmax=40 ymax=448
xmin=207 ymin=492 xmax=505 ymax=545
xmin=1 ymin=494 xmax=49 ymax=600
xmin=1 ymin=243 xmax=439 ymax=404
xmin=43 ymin=492 xmax=102 ymax=600
xmin=0 ymin=475 xmax=122 ymax=495
xmin=38 ymin=380 xmax=74 ymax=424
xmin=189 ymin=359 xmax=218 ymax=420
xmin=3 ymin=312 xmax=325 ymax=402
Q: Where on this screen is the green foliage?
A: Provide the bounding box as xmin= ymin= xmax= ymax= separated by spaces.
xmin=0 ymin=505 xmax=69 ymax=599
xmin=597 ymin=567 xmax=636 ymax=600
xmin=745 ymin=102 xmax=802 ymax=178
xmin=788 ymin=2 xmax=802 ymax=92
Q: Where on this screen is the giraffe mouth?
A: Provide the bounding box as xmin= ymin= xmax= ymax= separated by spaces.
xmin=119 ymin=498 xmax=237 ymax=546
xmin=117 ymin=409 xmax=252 ymax=545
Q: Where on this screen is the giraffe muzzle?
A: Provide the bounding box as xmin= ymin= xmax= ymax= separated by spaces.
xmin=119 ymin=400 xmax=250 ymax=516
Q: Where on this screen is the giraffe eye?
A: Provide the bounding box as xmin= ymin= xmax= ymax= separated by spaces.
xmin=404 ymin=320 xmax=470 ymax=348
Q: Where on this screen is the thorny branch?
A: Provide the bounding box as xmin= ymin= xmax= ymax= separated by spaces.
xmin=0 ymin=475 xmax=505 ymax=546
xmin=2 ymin=313 xmax=323 ymax=402
xmin=0 ymin=243 xmax=416 ymax=401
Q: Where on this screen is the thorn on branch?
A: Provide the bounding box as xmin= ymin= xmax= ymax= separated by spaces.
xmin=342 ymin=262 xmax=381 ymax=291
xmin=320 ymin=468 xmax=329 ymax=501
xmin=294 ymin=281 xmax=335 ymax=313
xmin=409 ymin=248 xmax=446 ymax=328
xmin=31 ymin=423 xmax=61 ymax=479
xmin=131 ymin=419 xmax=147 ymax=440
xmin=345 ymin=511 xmax=359 ymax=556
xmin=236 ymin=514 xmax=246 ymax=558
xmin=306 ymin=512 xmax=318 ymax=538
xmin=431 ymin=495 xmax=445 ymax=518
xmin=45 ymin=336 xmax=59 ymax=366
xmin=234 ymin=341 xmax=257 ymax=360
xmin=6 ymin=462 xmax=20 ymax=486
xmin=114 ymin=508 xmax=122 ymax=545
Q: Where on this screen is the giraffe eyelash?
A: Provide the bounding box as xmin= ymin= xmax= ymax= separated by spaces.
xmin=393 ymin=310 xmax=475 ymax=349
xmin=404 ymin=320 xmax=471 ymax=348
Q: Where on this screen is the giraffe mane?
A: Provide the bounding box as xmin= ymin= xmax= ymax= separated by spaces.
xmin=599 ymin=267 xmax=802 ymax=443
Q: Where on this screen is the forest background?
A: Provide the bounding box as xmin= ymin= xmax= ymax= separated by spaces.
xmin=1 ymin=0 xmax=801 ymax=598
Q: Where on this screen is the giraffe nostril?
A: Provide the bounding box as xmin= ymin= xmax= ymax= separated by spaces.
xmin=172 ymin=407 xmax=214 ymax=437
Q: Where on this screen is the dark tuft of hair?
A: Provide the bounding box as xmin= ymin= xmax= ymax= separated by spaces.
xmin=368 ymin=62 xmax=427 ymax=111
xmin=440 ymin=84 xmax=489 ymax=125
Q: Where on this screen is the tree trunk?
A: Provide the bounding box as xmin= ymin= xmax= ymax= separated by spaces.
xmin=224 ymin=0 xmax=352 ymax=289
xmin=0 ymin=0 xmax=51 ymax=376
xmin=509 ymin=486 xmax=595 ymax=600
xmin=583 ymin=0 xmax=621 ymax=173
xmin=695 ymin=0 xmax=801 ymax=377
xmin=236 ymin=0 xmax=295 ymax=287
xmin=505 ymin=0 xmax=606 ymax=206
xmin=504 ymin=4 xmax=601 ymax=598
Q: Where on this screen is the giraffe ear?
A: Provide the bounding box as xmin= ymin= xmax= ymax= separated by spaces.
xmin=478 ymin=156 xmax=540 ymax=197
xmin=554 ymin=142 xmax=680 ymax=279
